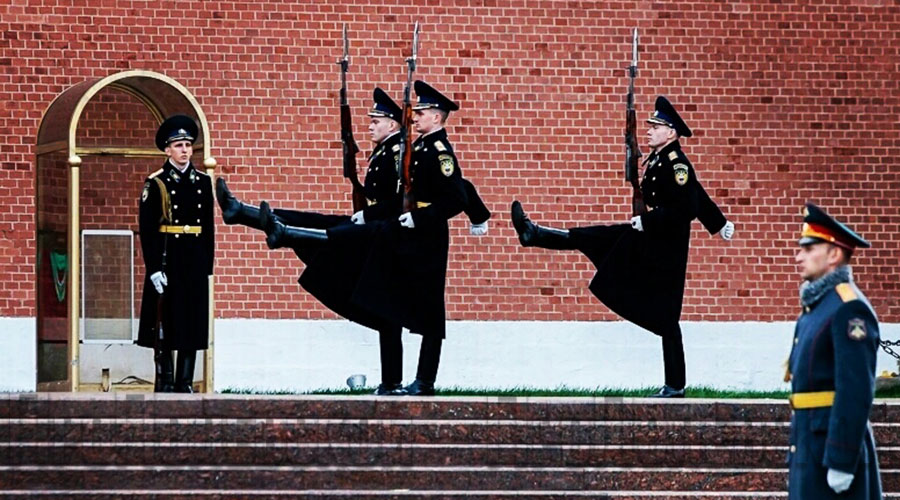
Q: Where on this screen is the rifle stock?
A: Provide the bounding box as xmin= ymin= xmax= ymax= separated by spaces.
xmin=338 ymin=24 xmax=366 ymax=212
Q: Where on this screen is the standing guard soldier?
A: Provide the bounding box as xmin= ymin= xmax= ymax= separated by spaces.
xmin=511 ymin=96 xmax=735 ymax=397
xmin=787 ymin=203 xmax=882 ymax=499
xmin=137 ymin=115 xmax=215 ymax=393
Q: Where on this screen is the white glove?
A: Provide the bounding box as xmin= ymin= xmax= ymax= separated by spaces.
xmin=630 ymin=216 xmax=643 ymax=232
xmin=719 ymin=220 xmax=735 ymax=240
xmin=351 ymin=210 xmax=365 ymax=225
xmin=827 ymin=468 xmax=854 ymax=493
xmin=399 ymin=212 xmax=415 ymax=229
xmin=470 ymin=221 xmax=488 ymax=236
xmin=150 ymin=271 xmax=168 ymax=294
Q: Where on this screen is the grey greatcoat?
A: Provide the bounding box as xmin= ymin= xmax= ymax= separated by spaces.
xmin=787 ymin=270 xmax=882 ymax=499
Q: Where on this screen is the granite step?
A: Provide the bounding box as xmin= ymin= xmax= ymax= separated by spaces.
xmin=4 ymin=395 xmax=899 ymax=423
xmin=3 ymin=442 xmax=899 ymax=468
xmin=1 ymin=492 xmax=898 ymax=500
xmin=1 ymin=418 xmax=797 ymax=446
xmin=2 ymin=466 xmax=899 ymax=491
xmin=5 ymin=418 xmax=900 ymax=447
xmin=0 ymin=489 xmax=817 ymax=500
xmin=0 ymin=465 xmax=799 ymax=491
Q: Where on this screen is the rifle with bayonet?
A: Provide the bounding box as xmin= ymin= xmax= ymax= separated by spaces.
xmin=399 ymin=22 xmax=420 ymax=214
xmin=338 ymin=24 xmax=366 ymax=212
xmin=624 ymin=28 xmax=646 ymax=216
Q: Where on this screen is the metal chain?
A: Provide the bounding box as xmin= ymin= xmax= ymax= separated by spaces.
xmin=881 ymin=340 xmax=900 ymax=361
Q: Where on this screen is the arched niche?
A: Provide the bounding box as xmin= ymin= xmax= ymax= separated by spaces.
xmin=35 ymin=70 xmax=216 ymax=392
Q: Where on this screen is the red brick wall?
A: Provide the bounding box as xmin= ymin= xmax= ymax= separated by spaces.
xmin=3 ymin=1 xmax=899 ymax=323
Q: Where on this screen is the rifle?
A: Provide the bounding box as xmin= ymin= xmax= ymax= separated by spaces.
xmin=399 ymin=22 xmax=420 ymax=214
xmin=624 ymin=28 xmax=646 ymax=216
xmin=338 ymin=24 xmax=366 ymax=212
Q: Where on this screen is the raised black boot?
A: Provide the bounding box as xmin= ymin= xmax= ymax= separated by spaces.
xmin=511 ymin=200 xmax=575 ymax=250
xmin=153 ymin=349 xmax=175 ymax=393
xmin=216 ymin=178 xmax=264 ymax=230
xmin=174 ymin=350 xmax=196 ymax=393
xmin=260 ymin=201 xmax=328 ymax=250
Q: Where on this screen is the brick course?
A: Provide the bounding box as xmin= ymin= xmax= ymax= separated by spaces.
xmin=3 ymin=1 xmax=899 ymax=323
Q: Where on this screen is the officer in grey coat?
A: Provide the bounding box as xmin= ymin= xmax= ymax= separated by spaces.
xmin=787 ymin=203 xmax=882 ymax=499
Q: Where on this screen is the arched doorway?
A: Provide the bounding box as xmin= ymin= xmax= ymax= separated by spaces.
xmin=35 ymin=70 xmax=216 ymax=392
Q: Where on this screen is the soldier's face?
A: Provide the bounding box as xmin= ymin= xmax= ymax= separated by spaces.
xmin=369 ymin=117 xmax=397 ymax=144
xmin=165 ymin=140 xmax=193 ymax=166
xmin=647 ymin=124 xmax=675 ymax=150
xmin=413 ymin=109 xmax=441 ymax=135
xmin=796 ymin=242 xmax=843 ymax=281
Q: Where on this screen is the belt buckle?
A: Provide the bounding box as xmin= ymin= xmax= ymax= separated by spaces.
xmin=183 ymin=225 xmax=190 ymax=233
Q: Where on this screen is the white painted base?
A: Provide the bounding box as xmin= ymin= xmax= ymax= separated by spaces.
xmin=0 ymin=318 xmax=36 ymax=392
xmin=2 ymin=317 xmax=898 ymax=393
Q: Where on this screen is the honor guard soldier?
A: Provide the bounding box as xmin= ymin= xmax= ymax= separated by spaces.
xmin=787 ymin=203 xmax=882 ymax=499
xmin=217 ymin=87 xmax=489 ymax=395
xmin=386 ymin=80 xmax=469 ymax=396
xmin=512 ymin=96 xmax=734 ymax=397
xmin=137 ymin=115 xmax=215 ymax=393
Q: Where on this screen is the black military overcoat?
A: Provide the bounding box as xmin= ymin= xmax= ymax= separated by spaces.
xmin=569 ymin=140 xmax=724 ymax=336
xmin=137 ymin=162 xmax=215 ymax=351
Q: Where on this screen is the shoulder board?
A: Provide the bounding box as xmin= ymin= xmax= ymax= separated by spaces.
xmin=835 ymin=283 xmax=857 ymax=303
xmin=147 ymin=168 xmax=164 ymax=179
xmin=668 ymin=151 xmax=679 ymax=161
xmin=434 ymin=140 xmax=447 ymax=152
xmin=392 ymin=144 xmax=401 ymax=152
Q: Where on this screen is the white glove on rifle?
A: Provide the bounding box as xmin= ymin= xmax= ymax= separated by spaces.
xmin=630 ymin=216 xmax=643 ymax=232
xmin=399 ymin=212 xmax=415 ymax=229
xmin=351 ymin=210 xmax=365 ymax=225
xmin=827 ymin=468 xmax=854 ymax=493
xmin=150 ymin=271 xmax=168 ymax=294
xmin=719 ymin=220 xmax=735 ymax=240
xmin=470 ymin=221 xmax=488 ymax=236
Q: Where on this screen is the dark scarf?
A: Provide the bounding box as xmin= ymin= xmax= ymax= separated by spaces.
xmin=800 ymin=265 xmax=852 ymax=308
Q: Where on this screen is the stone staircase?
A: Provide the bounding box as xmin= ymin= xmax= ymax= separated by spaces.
xmin=0 ymin=393 xmax=898 ymax=499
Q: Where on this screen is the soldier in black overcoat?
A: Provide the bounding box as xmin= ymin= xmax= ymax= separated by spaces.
xmin=786 ymin=203 xmax=882 ymax=499
xmin=137 ymin=115 xmax=215 ymax=393
xmin=218 ymin=87 xmax=489 ymax=395
xmin=511 ymin=96 xmax=734 ymax=397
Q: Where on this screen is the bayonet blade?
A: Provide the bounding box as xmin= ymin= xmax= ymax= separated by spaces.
xmin=342 ymin=24 xmax=349 ymax=64
xmin=409 ymin=21 xmax=420 ymax=71
xmin=631 ymin=28 xmax=638 ymax=68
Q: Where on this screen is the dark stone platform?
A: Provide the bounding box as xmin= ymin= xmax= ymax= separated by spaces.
xmin=1 ymin=394 xmax=898 ymax=497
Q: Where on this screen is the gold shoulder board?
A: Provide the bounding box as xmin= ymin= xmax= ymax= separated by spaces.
xmin=434 ymin=141 xmax=447 ymax=152
xmin=835 ymin=283 xmax=857 ymax=303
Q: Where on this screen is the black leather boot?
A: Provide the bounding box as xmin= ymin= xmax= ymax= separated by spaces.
xmin=402 ymin=379 xmax=435 ymax=396
xmin=216 ymin=178 xmax=264 ymax=229
xmin=154 ymin=349 xmax=175 ymax=393
xmin=511 ymin=200 xmax=574 ymax=250
xmin=648 ymin=385 xmax=685 ymax=398
xmin=174 ymin=350 xmax=196 ymax=393
xmin=260 ymin=201 xmax=328 ymax=250
xmin=374 ymin=383 xmax=405 ymax=396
